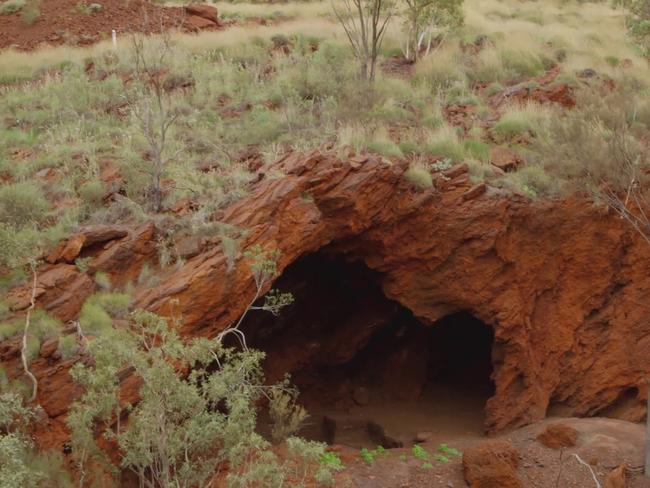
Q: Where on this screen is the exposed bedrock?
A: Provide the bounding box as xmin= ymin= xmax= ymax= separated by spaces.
xmin=5 ymin=149 xmax=650 ymax=447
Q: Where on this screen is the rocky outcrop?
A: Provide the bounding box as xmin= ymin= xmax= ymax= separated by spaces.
xmin=183 ymin=4 xmax=220 ymax=31
xmin=5 ymin=149 xmax=650 ymax=449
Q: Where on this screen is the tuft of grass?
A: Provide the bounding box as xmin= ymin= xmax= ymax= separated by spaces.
xmin=504 ymin=164 xmax=555 ymax=198
xmin=21 ymin=0 xmax=38 ymax=24
xmin=367 ymin=139 xmax=404 ymax=159
xmin=424 ymin=126 xmax=466 ymax=162
xmin=0 ymin=0 xmax=24 ymax=13
xmin=492 ymin=103 xmax=552 ymax=141
xmin=404 ymin=165 xmax=433 ymax=189
xmin=414 ymin=43 xmax=467 ymax=91
xmin=500 ymin=50 xmax=545 ymax=78
xmin=398 ymin=140 xmax=420 ymax=155
xmin=464 ymin=140 xmax=490 ymax=161
xmin=485 ymin=82 xmax=504 ymax=96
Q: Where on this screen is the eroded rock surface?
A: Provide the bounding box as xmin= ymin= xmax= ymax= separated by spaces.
xmin=4 ymin=149 xmax=650 ymax=449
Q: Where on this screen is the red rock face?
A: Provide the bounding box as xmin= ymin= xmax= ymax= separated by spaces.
xmin=5 ymin=150 xmax=650 ymax=449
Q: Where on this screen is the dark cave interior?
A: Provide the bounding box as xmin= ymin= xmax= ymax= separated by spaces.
xmin=241 ymin=251 xmax=495 ymax=447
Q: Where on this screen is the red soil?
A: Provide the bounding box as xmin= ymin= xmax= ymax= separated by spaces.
xmin=0 ymin=0 xmax=188 ymax=50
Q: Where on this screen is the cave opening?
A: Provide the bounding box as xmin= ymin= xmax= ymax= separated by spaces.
xmin=241 ymin=251 xmax=495 ymax=448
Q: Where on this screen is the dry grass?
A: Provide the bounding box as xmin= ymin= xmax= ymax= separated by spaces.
xmin=3 ymin=0 xmax=648 ymax=85
xmin=463 ymin=0 xmax=649 ymax=82
xmin=0 ymin=18 xmax=344 ymax=79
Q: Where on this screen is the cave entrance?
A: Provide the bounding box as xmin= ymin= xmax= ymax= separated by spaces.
xmin=241 ymin=252 xmax=495 ymax=448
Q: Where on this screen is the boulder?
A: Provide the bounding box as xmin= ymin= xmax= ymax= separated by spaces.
xmin=490 ymin=146 xmax=522 ymax=172
xmin=442 ymin=163 xmax=469 ymax=179
xmin=366 ymin=421 xmax=403 ymax=449
xmin=603 ymin=465 xmax=626 ymax=488
xmin=184 ymin=15 xmax=218 ymax=32
xmin=537 ymin=423 xmax=578 ymax=449
xmin=462 ymin=182 xmax=487 ymax=201
xmin=463 ymin=441 xmax=522 ymax=488
xmin=185 ymin=4 xmax=219 ymax=24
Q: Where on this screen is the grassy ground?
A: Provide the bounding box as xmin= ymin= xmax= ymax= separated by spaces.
xmin=0 ymin=0 xmax=649 ymax=270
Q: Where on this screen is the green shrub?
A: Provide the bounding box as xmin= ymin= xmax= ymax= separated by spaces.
xmin=78 ymin=291 xmax=131 ymax=335
xmin=0 ymin=0 xmax=25 ymax=13
xmin=0 ymin=320 xmax=22 ymax=341
xmin=412 ymin=444 xmax=429 ymax=461
xmin=57 ymin=335 xmax=79 ymax=359
xmin=359 ymin=446 xmax=386 ymax=465
xmin=0 ymin=182 xmax=50 ymax=228
xmin=68 ymin=310 xmax=312 ymax=488
xmin=0 ymin=224 xmax=40 ymax=268
xmin=438 ymin=443 xmax=461 ymax=457
xmin=404 ymin=165 xmax=433 ymax=189
xmin=78 ymin=180 xmax=106 ymax=206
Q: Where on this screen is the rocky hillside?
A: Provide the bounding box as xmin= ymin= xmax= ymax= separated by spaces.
xmin=1 ymin=0 xmax=650 ymax=486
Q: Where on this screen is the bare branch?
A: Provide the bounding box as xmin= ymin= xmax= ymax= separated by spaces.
xmin=21 ymin=263 xmax=39 ymax=403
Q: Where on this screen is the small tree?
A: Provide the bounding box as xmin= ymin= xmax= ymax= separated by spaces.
xmin=65 ymin=247 xmax=343 ymax=487
xmin=333 ymin=0 xmax=394 ymax=82
xmin=0 ymin=389 xmax=72 ymax=488
xmin=401 ymin=0 xmax=463 ymax=62
xmin=123 ymin=33 xmax=181 ymax=213
xmin=69 ymin=310 xmax=311 ymax=488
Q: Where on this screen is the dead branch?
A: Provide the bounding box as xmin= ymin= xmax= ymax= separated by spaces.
xmin=21 ymin=263 xmax=39 ymax=403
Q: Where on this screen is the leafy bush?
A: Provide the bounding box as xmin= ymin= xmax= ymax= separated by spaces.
xmin=359 ymin=446 xmax=386 ymax=465
xmin=412 ymin=444 xmax=429 ymax=461
xmin=527 ymin=87 xmax=649 ymax=197
xmin=57 ymin=335 xmax=79 ymax=360
xmin=69 ymin=310 xmax=316 ymax=488
xmin=78 ymin=180 xmax=106 ymax=207
xmin=78 ymin=292 xmax=130 ymax=335
xmin=0 ymin=182 xmax=49 ymax=228
xmin=616 ymin=0 xmax=650 ymax=54
xmin=0 ymin=392 xmax=72 ymax=488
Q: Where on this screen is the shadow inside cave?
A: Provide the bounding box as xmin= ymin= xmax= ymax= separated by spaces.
xmin=240 ymin=251 xmax=495 ymax=448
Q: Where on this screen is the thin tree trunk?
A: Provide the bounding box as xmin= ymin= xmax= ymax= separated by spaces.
xmin=22 ymin=265 xmax=39 ymax=402
xmin=645 ymin=380 xmax=650 ymax=477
